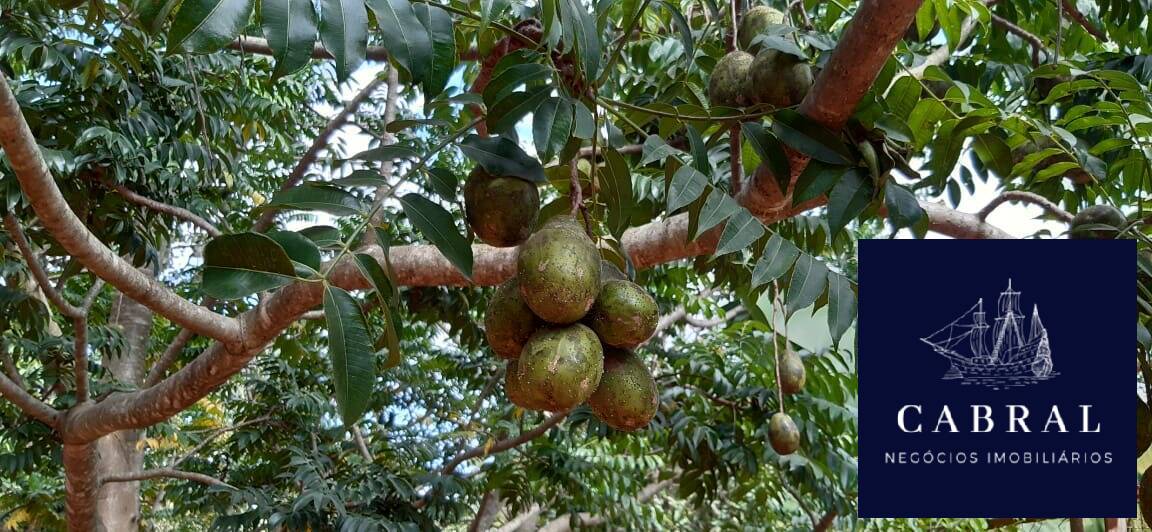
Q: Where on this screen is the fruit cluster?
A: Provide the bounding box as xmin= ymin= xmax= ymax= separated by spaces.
xmin=483 ymin=214 xmax=662 ymax=431
xmin=708 ymin=7 xmax=814 ymax=109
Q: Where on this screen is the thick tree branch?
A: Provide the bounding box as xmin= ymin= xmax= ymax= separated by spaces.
xmin=991 ymin=13 xmax=1045 ymax=67
xmin=440 ymin=410 xmax=570 ymax=475
xmin=0 ymin=344 xmax=24 ymax=389
xmin=100 ymin=468 xmax=234 ymax=489
xmin=253 ymin=74 xmax=389 ymax=232
xmin=0 ymin=370 xmax=60 ymax=427
xmin=920 ymin=203 xmax=1014 ymax=239
xmin=814 ymin=510 xmax=838 ymax=531
xmin=107 ymin=181 xmax=223 ymax=237
xmin=1060 ymin=0 xmax=1107 ymax=42
xmin=977 ymin=190 xmax=1074 ymax=223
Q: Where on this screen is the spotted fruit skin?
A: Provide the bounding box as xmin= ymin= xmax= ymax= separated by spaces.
xmin=484 ymin=278 xmax=539 ymax=359
xmin=587 ymin=280 xmax=658 ymax=349
xmin=464 ymin=167 xmax=540 ymax=247
xmin=779 ymin=350 xmax=806 ymax=395
xmin=505 ymin=360 xmax=549 ymax=410
xmin=768 ymin=412 xmax=800 ymax=455
xmin=516 ymin=218 xmax=601 ymax=324
xmin=738 ymin=6 xmax=786 ymax=52
xmin=515 ymin=324 xmax=604 ymax=411
xmin=749 ymin=50 xmax=813 ymax=108
xmin=708 ymin=51 xmax=755 ymax=108
xmin=587 ymin=348 xmax=658 ymax=432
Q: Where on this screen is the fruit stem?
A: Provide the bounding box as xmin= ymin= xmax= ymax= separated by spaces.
xmin=772 ymin=281 xmax=786 ymax=414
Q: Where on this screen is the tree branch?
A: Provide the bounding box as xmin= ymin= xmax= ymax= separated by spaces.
xmin=100 ymin=468 xmax=235 ymax=489
xmin=977 ymin=190 xmax=1074 ymax=223
xmin=106 ymin=181 xmax=223 ymax=237
xmin=170 ymin=415 xmax=274 ymax=469
xmin=0 ymin=75 xmax=242 ymax=343
xmin=920 ymin=203 xmax=1015 ymax=239
xmin=991 ymin=13 xmax=1045 ymax=67
xmin=814 ymin=510 xmax=838 ymax=531
xmin=0 ymin=344 xmax=24 ymax=390
xmin=440 ymin=410 xmax=570 ymax=475
xmin=144 ymin=328 xmax=195 ymax=388
xmin=253 ymin=73 xmax=389 ymax=232
xmin=908 ymin=16 xmax=981 ymax=79
xmin=538 ymin=475 xmax=679 ymax=531
xmin=226 ymin=35 xmax=482 ymax=63
xmin=986 ymin=517 xmax=1051 ymax=529
xmin=1060 ymin=0 xmax=1107 ymax=42
xmin=351 ymin=425 xmax=373 ymax=462
xmin=4 ymin=214 xmax=83 ymax=318
xmin=0 ymin=370 xmax=60 ymax=428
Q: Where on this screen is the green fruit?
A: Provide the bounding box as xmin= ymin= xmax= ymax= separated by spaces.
xmin=464 ymin=167 xmax=540 ymax=247
xmin=587 ymin=280 xmax=659 ymax=349
xmin=505 ymin=360 xmax=548 ymax=410
xmin=541 ymin=213 xmax=586 ymax=235
xmin=517 ymin=217 xmax=602 ymax=324
xmin=515 ymin=324 xmax=605 ymax=411
xmin=708 ymin=51 xmax=755 ymax=108
xmin=600 ymin=260 xmax=628 ymax=282
xmin=768 ymin=412 xmax=800 ymax=455
xmin=587 ymin=348 xmax=659 ymax=431
xmin=484 ymin=278 xmax=539 ymax=359
xmin=1142 ymin=466 xmax=1152 ymax=529
xmin=749 ymin=50 xmax=813 ymax=108
xmin=738 ymin=6 xmax=786 ymax=51
xmin=1070 ymin=204 xmax=1125 ymax=239
xmin=1140 ymin=397 xmax=1152 ymax=456
xmin=780 ymin=350 xmax=806 ymax=395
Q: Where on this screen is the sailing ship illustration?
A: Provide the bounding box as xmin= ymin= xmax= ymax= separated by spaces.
xmin=920 ymin=280 xmax=1054 ymax=381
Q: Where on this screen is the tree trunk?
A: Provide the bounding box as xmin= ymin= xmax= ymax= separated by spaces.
xmin=93 ymin=291 xmax=152 ymax=530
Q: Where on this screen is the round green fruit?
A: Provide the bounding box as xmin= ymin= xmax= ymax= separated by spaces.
xmin=708 ymin=51 xmax=756 ymax=108
xmin=1069 ymin=204 xmax=1125 ymax=240
xmin=587 ymin=280 xmax=659 ymax=349
xmin=600 ymin=260 xmax=628 ymax=282
xmin=780 ymin=350 xmax=806 ymax=395
xmin=587 ymin=348 xmax=659 ymax=432
xmin=749 ymin=50 xmax=813 ymax=108
xmin=1140 ymin=397 xmax=1152 ymax=456
xmin=540 ymin=213 xmax=586 ymax=235
xmin=517 ymin=217 xmax=602 ymax=324
xmin=464 ymin=167 xmax=540 ymax=247
xmin=505 ymin=360 xmax=547 ymax=410
xmin=768 ymin=412 xmax=800 ymax=455
xmin=515 ymin=323 xmax=605 ymax=411
xmin=738 ymin=6 xmax=786 ymax=51
xmin=484 ymin=277 xmax=539 ymax=359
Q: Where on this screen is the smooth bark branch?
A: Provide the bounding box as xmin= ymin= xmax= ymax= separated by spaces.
xmin=0 ymin=346 xmax=24 ymax=389
xmin=1060 ymin=0 xmax=1108 ymax=42
xmin=4 ymin=214 xmax=84 ymax=318
xmin=101 ymin=468 xmax=235 ymax=489
xmin=440 ymin=410 xmax=570 ymax=475
xmin=253 ymin=74 xmax=389 ymax=232
xmin=0 ymin=370 xmax=60 ymax=427
xmin=107 ymin=182 xmax=223 ymax=237
xmin=63 ymin=442 xmax=98 ymax=531
xmin=144 ymin=328 xmax=195 ymax=388
xmin=0 ymin=76 xmax=242 ymax=343
xmin=921 ymin=203 xmax=1014 ymax=239
xmin=977 ymin=190 xmax=1074 ymax=223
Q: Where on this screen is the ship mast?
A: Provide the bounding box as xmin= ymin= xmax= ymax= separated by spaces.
xmin=970 ymin=298 xmax=988 ymax=358
xmin=990 ymin=279 xmax=1023 ymax=363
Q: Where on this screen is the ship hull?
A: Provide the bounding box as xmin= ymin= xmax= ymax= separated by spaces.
xmin=947 ymin=358 xmax=1038 ymax=378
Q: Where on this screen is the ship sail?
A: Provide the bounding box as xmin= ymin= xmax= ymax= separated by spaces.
xmin=921 ymin=300 xmax=983 ymax=357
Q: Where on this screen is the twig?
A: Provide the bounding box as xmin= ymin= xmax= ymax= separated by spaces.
xmin=908 ymin=16 xmax=981 ymax=79
xmin=144 ymin=328 xmax=196 ymax=388
xmin=779 ymin=479 xmax=818 ymax=528
xmin=4 ymin=214 xmax=83 ymax=318
xmin=729 ymin=127 xmax=743 ymax=194
xmin=73 ymin=316 xmax=89 ymax=401
xmin=990 ymin=14 xmax=1045 ymax=67
xmin=440 ymin=409 xmax=570 ymax=475
xmin=684 ymin=305 xmax=745 ymax=328
xmin=569 ymin=157 xmax=584 ymax=216
xmin=252 ymin=74 xmax=389 ymax=232
xmin=171 ymin=415 xmax=274 ymax=468
xmin=352 ymin=425 xmax=373 ymax=462
xmin=976 ymin=190 xmax=1074 ymax=223
xmin=100 ymin=468 xmax=235 ymax=489
xmin=106 ymin=181 xmax=223 ymax=237
xmin=0 ymin=344 xmax=24 ymax=389
xmin=1060 ymin=0 xmax=1107 ymax=42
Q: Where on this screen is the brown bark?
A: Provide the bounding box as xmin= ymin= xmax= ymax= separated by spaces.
xmin=62 ymin=441 xmax=98 ymax=531
xmin=469 ymin=490 xmax=504 ymax=532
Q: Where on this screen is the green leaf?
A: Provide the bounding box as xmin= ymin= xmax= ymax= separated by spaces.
xmin=398 ymin=193 xmax=473 ymax=278
xmin=792 ymin=161 xmax=845 ymax=206
xmin=354 ymin=253 xmax=402 ymax=367
xmin=426 ymin=167 xmax=458 ymax=199
xmin=268 ymin=230 xmax=322 ymax=271
xmin=331 ymin=169 xmax=391 ymax=188
xmin=202 ymin=233 xmax=296 ymax=299
xmin=260 ymin=0 xmax=317 ymax=79
xmin=484 ymin=57 xmax=550 ymax=107
xmin=561 ymin=0 xmax=601 ymax=80
xmin=323 ymin=285 xmax=375 ymax=427
xmin=657 ymin=0 xmax=694 ymax=65
xmin=972 ymin=134 xmax=1012 ymax=177
xmin=825 ymin=169 xmax=873 ymax=237
xmin=367 ymin=0 xmax=433 ymax=86
xmin=884 ymin=76 xmax=921 ymax=118
xmin=600 ymin=148 xmax=634 ymax=237
xmin=299 ymin=225 xmax=343 ymax=248
xmin=741 ymin=122 xmax=790 ymax=193
xmin=268 ymin=183 xmax=363 ymax=215
xmin=168 ymin=0 xmax=254 ymax=54
xmin=350 ymin=144 xmax=421 ymax=162
xmin=640 ymin=135 xmax=682 ymax=166
xmin=827 ymin=272 xmax=856 ymax=345
xmin=686 ymin=124 xmax=709 ymax=174
xmin=667 ymin=165 xmax=708 ymax=213
xmin=412 ymin=4 xmax=455 ymax=100
xmin=751 ymin=234 xmax=800 ymax=288
xmin=694 ymin=187 xmax=740 ymax=239
xmin=318 ymin=0 xmax=367 ymax=81
xmin=771 ymin=109 xmax=853 ymax=165
xmin=785 ymin=253 xmax=828 ymax=316
xmin=714 ymin=208 xmax=765 ymax=256
xmin=571 ymin=100 xmax=596 ymax=139
xmin=487 ymin=86 xmax=551 ymax=136
xmin=533 ymin=96 xmax=575 ymax=163
xmin=138 ymin=0 xmax=181 ymax=33
xmin=459 ymin=135 xmax=546 ymax=183
xmin=883 ymin=180 xmax=924 ymax=230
